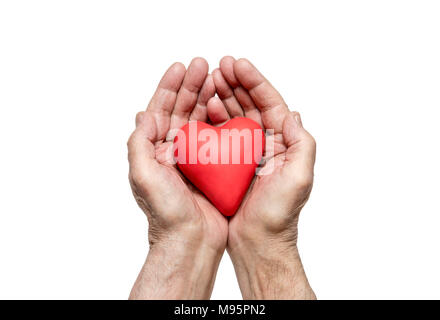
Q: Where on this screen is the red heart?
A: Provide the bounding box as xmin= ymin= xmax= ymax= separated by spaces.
xmin=174 ymin=118 xmax=265 ymax=216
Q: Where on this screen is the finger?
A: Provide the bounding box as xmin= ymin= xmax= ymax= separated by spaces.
xmin=220 ymin=56 xmax=262 ymax=126
xmin=282 ymin=112 xmax=316 ymax=183
xmin=234 ymin=87 xmax=263 ymax=127
xmin=146 ymin=62 xmax=186 ymax=140
xmin=233 ymin=58 xmax=289 ymax=133
xmin=207 ymin=96 xmax=230 ymax=125
xmin=189 ymin=74 xmax=215 ymax=122
xmin=219 ymin=56 xmax=239 ymax=87
xmin=212 ymin=68 xmax=244 ymax=118
xmin=169 ymin=57 xmax=209 ymax=135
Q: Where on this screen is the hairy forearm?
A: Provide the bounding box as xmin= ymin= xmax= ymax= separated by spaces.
xmin=228 ymin=240 xmax=316 ymax=300
xmin=129 ymin=238 xmax=223 ymax=300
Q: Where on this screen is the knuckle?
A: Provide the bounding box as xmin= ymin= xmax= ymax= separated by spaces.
xmin=135 ymin=111 xmax=145 ymax=126
xmin=126 ymin=135 xmax=135 ymax=162
xmin=304 ymin=133 xmax=316 ymax=150
xmin=127 ymin=131 xmax=135 ymax=149
xmin=309 ymin=135 xmax=316 ymax=148
xmin=127 ymin=130 xmax=141 ymax=157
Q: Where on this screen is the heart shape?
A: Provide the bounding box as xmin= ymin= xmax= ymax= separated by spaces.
xmin=174 ymin=118 xmax=265 ymax=216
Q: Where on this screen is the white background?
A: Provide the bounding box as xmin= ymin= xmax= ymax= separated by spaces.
xmin=0 ymin=0 xmax=439 ymax=299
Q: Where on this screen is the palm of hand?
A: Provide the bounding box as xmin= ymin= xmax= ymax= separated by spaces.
xmin=155 ymin=139 xmax=229 ymax=250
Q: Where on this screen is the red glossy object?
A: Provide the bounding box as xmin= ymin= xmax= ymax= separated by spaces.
xmin=174 ymin=118 xmax=265 ymax=216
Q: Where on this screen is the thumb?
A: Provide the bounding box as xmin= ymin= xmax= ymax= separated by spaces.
xmin=127 ymin=111 xmax=160 ymax=178
xmin=282 ymin=111 xmax=316 ymax=185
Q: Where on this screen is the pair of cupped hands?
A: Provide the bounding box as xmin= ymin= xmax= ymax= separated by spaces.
xmin=127 ymin=57 xmax=316 ymax=300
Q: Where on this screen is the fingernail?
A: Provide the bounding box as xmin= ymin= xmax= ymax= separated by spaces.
xmin=294 ymin=112 xmax=303 ymax=127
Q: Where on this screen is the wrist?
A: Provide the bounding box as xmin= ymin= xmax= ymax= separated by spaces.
xmin=148 ymin=218 xmax=226 ymax=255
xmin=228 ymin=233 xmax=315 ymax=300
xmin=130 ymin=235 xmax=224 ymax=300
